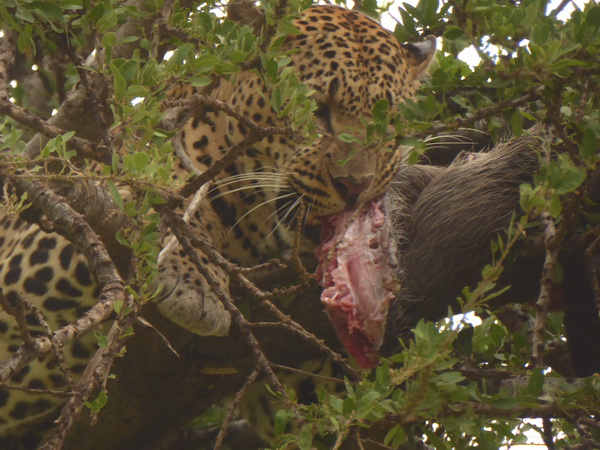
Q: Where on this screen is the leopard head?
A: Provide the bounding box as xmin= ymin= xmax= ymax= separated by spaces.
xmin=179 ymin=5 xmax=435 ymax=264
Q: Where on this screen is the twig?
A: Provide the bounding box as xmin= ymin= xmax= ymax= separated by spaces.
xmin=332 ymin=417 xmax=352 ymax=450
xmin=271 ymin=362 xmax=345 ymax=385
xmin=39 ymin=297 xmax=139 ymax=450
xmin=180 ymin=133 xmax=264 ymax=198
xmin=549 ymin=0 xmax=573 ymax=17
xmin=0 ymin=24 xmax=110 ymax=164
xmin=163 ymin=94 xmax=296 ymax=199
xmin=250 ymin=299 xmax=360 ymax=380
xmin=376 ymin=401 xmax=598 ymax=429
xmin=419 ymin=88 xmax=543 ymax=138
xmin=532 ymin=212 xmax=558 ymax=368
xmin=0 ymin=382 xmax=70 ymax=396
xmin=21 ymin=296 xmax=75 ymax=389
xmin=162 ymin=94 xmax=293 ymax=138
xmin=213 ymin=367 xmax=261 ymax=450
xmin=0 ymin=100 xmax=112 ymax=163
xmin=0 ymin=290 xmax=34 ymax=346
xmin=0 ymin=175 xmax=126 ymax=387
xmin=0 ymin=29 xmax=16 ymax=102
xmin=542 ymin=417 xmax=556 ymax=450
xmin=158 ymin=206 xmax=287 ymax=397
xmin=159 ymin=204 xmax=360 ymax=380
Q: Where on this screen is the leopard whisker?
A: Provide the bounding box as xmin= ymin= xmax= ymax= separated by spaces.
xmin=211 ymin=177 xmax=285 ymax=192
xmin=260 ymin=194 xmax=299 ymax=237
xmin=209 ymin=184 xmax=289 ymax=201
xmin=300 ymin=196 xmax=315 ymax=234
xmin=213 ymin=170 xmax=290 ymax=184
xmin=230 ymin=192 xmax=297 ymax=230
xmin=268 ymin=193 xmax=306 ymax=239
xmin=213 ymin=173 xmax=285 ymax=185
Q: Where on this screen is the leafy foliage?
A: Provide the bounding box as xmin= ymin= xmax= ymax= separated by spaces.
xmin=0 ymin=0 xmax=599 ymax=448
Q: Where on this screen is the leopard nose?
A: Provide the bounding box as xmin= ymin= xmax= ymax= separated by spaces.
xmin=332 ymin=174 xmax=373 ymax=202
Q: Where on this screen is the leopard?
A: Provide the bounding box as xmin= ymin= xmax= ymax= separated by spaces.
xmin=0 ymin=4 xmax=435 ymax=440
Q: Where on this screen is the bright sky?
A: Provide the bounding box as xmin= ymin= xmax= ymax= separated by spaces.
xmin=382 ymin=0 xmax=588 ymax=67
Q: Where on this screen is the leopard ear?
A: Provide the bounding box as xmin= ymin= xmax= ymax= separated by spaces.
xmin=402 ymin=35 xmax=437 ymax=78
xmin=227 ymin=1 xmax=266 ymax=34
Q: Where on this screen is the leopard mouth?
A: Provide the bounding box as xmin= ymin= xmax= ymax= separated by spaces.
xmin=314 ymin=198 xmax=400 ymax=368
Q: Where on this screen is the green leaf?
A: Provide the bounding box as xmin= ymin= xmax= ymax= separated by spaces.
xmin=121 ymin=36 xmax=139 ymax=44
xmin=554 ymin=155 xmax=586 ymax=195
xmin=399 ymin=8 xmax=416 ymax=34
xmin=548 ymin=193 xmax=562 ymax=217
xmin=271 ymin=86 xmax=282 ymax=113
xmin=435 ymin=371 xmax=466 ymax=385
xmin=444 ymin=26 xmax=465 ymax=40
xmin=113 ymin=300 xmax=124 ymax=315
xmin=17 ymin=26 xmax=34 ymax=53
xmin=342 ymin=396 xmax=355 ymax=415
xmin=90 ymin=3 xmax=105 ymax=21
xmin=298 ymin=425 xmax=313 ymax=450
xmin=586 ymin=5 xmax=600 ymax=29
xmin=84 ymin=391 xmax=108 ymax=413
xmin=107 ymin=181 xmax=124 ymax=210
xmin=30 ymin=2 xmax=64 ymax=22
xmin=372 ymin=99 xmax=389 ymax=121
xmin=15 ymin=7 xmax=35 ymax=23
xmin=132 ymin=152 xmax=150 ymax=173
xmin=102 ymin=32 xmax=117 ymax=47
xmin=116 ymin=59 xmax=139 ymax=83
xmin=94 ymin=331 xmax=109 ymax=349
xmin=330 ymin=396 xmax=343 ymax=414
xmin=528 ymin=368 xmax=545 ymax=398
xmin=111 ymin=63 xmax=126 ymax=100
xmin=491 ymin=397 xmax=518 ymax=409
xmin=337 ymin=133 xmax=361 ymax=144
xmin=511 ymin=110 xmax=523 ymax=137
xmin=189 ymin=76 xmax=212 ymax=87
xmin=384 ymin=424 xmax=407 ymax=448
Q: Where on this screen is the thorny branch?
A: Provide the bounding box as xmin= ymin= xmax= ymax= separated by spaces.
xmin=532 ymin=130 xmax=559 ymax=371
xmin=163 ymin=93 xmax=293 ymax=138
xmin=532 ymin=212 xmax=558 ymax=368
xmin=39 ymin=298 xmax=139 ymax=450
xmin=0 ymin=290 xmax=34 ymax=347
xmin=0 ymin=174 xmax=127 ymax=388
xmin=376 ymin=401 xmax=600 ymax=430
xmin=0 ymin=100 xmax=113 ymax=163
xmin=158 ymin=206 xmax=288 ymax=397
xmin=0 ymin=3 xmax=331 ymax=443
xmin=163 ymin=93 xmax=296 ymax=199
xmin=213 ymin=367 xmax=261 ymax=450
xmin=22 ymin=296 xmax=76 ymax=389
xmin=0 ymin=0 xmax=597 ymax=447
xmin=159 ymin=204 xmax=360 ymax=381
xmin=420 ymin=88 xmax=544 ymax=138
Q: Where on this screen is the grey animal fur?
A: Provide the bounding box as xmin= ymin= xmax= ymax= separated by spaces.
xmin=383 ymin=127 xmax=600 ymax=377
xmin=384 ymin=130 xmax=542 ymax=350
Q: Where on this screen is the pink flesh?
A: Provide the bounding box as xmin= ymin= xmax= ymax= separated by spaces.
xmin=315 ymin=198 xmax=400 ymax=368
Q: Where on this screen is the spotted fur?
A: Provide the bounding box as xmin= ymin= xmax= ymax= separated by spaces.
xmin=0 ymin=5 xmax=434 ymax=437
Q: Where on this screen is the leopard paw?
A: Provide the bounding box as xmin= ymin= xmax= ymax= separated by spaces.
xmin=156 ymin=283 xmax=231 ymax=336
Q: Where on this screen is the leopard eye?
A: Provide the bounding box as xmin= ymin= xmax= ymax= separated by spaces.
xmin=314 ymin=103 xmax=333 ymax=134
